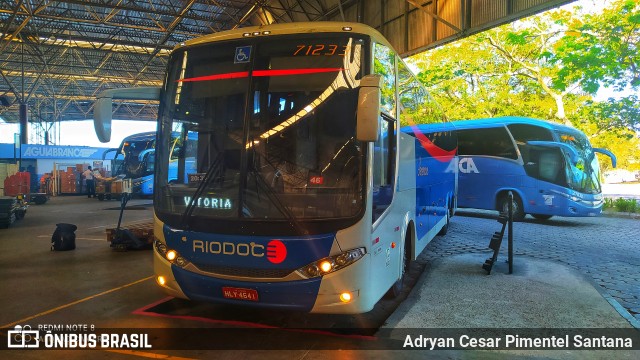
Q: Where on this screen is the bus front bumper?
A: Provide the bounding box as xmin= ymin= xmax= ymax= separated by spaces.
xmin=153 ymin=250 xmax=373 ymax=314
xmin=527 ymin=191 xmax=603 ymax=217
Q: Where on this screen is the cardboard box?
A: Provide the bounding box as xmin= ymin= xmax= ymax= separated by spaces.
xmin=112 ymin=180 xmax=123 ymax=194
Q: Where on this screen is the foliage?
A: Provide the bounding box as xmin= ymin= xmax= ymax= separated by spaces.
xmin=553 ymin=0 xmax=640 ymax=93
xmin=605 ymin=197 xmax=639 ymax=213
xmin=408 ymin=0 xmax=640 ymax=172
xmin=579 ymin=95 xmax=640 ymax=134
xmin=603 ymin=197 xmax=614 ymax=210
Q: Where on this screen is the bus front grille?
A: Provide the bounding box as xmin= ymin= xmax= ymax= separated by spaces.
xmin=192 ymin=263 xmax=294 ymax=278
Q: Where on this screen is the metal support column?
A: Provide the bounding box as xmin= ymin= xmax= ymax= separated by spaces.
xmin=19 ymin=103 xmax=28 ymax=145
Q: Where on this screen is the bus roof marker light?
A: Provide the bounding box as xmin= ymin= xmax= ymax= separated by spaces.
xmin=342 ymin=26 xmax=352 ymax=31
xmin=253 ymin=31 xmax=260 ymax=36
xmin=262 ymin=31 xmax=271 ymax=35
xmin=243 ymin=33 xmax=251 ymax=37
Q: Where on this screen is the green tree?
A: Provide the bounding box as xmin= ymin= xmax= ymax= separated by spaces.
xmin=413 ymin=14 xmax=584 ymax=125
xmin=409 ymin=0 xmax=640 ymax=171
xmin=553 ymin=0 xmax=640 ymax=94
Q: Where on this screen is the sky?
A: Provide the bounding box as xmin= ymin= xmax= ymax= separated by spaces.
xmin=0 ymin=119 xmax=157 ymax=148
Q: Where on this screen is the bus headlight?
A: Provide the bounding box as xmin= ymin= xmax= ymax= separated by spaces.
xmin=166 ymin=250 xmax=177 ymax=261
xmin=297 ymin=248 xmax=365 ymax=279
xmin=154 ymin=239 xmax=189 ymax=268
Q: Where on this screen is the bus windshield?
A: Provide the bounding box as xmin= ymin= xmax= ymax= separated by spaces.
xmin=155 ymin=35 xmax=367 ymax=231
xmin=557 ymin=130 xmax=601 ymax=194
xmin=115 ymin=137 xmax=155 ymax=179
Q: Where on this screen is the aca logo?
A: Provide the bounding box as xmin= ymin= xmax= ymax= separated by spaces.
xmin=266 ymin=240 xmax=287 ymax=264
xmin=458 ymin=157 xmax=479 ymax=174
xmin=445 ymin=157 xmax=479 ymax=174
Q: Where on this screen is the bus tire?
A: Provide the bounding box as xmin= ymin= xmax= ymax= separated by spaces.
xmin=532 ymin=214 xmax=553 ymax=220
xmin=437 ymin=208 xmax=449 ymax=236
xmin=499 ymin=193 xmax=525 ymax=222
xmin=386 ymin=232 xmax=411 ymax=299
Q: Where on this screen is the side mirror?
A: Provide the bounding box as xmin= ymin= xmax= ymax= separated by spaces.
xmin=527 ymin=140 xmax=580 ymax=165
xmin=94 ymin=87 xmax=161 ymax=143
xmin=138 ymin=148 xmax=155 ymax=162
xmin=593 ymin=148 xmax=617 ymax=168
xmin=101 ymin=148 xmax=118 ymax=161
xmin=356 ymin=74 xmax=381 ymax=142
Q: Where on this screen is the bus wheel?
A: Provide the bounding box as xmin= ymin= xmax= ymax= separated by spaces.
xmin=437 ymin=209 xmax=449 ymax=236
xmin=499 ymin=194 xmax=525 ymax=222
xmin=386 ymin=233 xmax=411 ymax=298
xmin=532 ymin=214 xmax=553 ymax=220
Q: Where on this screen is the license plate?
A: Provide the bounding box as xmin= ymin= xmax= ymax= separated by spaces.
xmin=222 ymin=287 xmax=259 ymax=302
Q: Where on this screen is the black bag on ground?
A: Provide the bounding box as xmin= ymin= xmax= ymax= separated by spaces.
xmin=51 ymin=223 xmax=77 ymax=251
xmin=110 ymin=229 xmax=150 ymax=251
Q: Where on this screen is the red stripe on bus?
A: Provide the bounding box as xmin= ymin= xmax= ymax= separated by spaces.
xmin=410 ymin=125 xmax=457 ymax=162
xmin=177 ymin=71 xmax=249 ymax=82
xmin=177 ymin=68 xmax=343 ymax=82
xmin=253 ymin=68 xmax=343 ymax=76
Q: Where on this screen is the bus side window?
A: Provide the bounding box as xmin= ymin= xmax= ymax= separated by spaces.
xmin=538 ymin=150 xmax=562 ymax=183
xmin=373 ymin=43 xmax=396 ymax=117
xmin=146 ymin=152 xmax=155 ymax=173
xmin=397 ymin=57 xmax=445 ymax=126
xmin=525 ymin=147 xmax=567 ymax=186
xmin=457 ymin=128 xmax=517 ymax=160
xmin=372 ymin=117 xmax=396 ymax=222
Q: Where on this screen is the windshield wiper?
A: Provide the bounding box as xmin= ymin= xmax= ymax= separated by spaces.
xmin=248 ymin=149 xmax=307 ymax=234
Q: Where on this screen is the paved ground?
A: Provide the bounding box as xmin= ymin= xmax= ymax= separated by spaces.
xmin=383 ymin=254 xmax=637 ymax=359
xmin=422 ymin=209 xmax=640 ymax=323
xmin=1 ymin=197 xmax=638 ymax=358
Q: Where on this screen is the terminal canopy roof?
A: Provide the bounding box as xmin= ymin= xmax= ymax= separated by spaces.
xmin=0 ymin=0 xmax=574 ymax=137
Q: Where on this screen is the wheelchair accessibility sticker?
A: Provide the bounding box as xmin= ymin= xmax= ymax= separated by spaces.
xmin=235 ymin=46 xmax=251 ymax=63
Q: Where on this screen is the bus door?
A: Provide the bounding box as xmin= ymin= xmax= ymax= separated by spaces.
xmin=518 ymin=141 xmax=576 ymax=217
xmin=508 ymin=124 xmax=565 ymax=212
xmin=456 ymin=127 xmax=522 ymax=210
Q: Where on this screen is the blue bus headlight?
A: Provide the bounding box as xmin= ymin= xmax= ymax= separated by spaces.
xmin=154 ymin=239 xmax=189 ymax=268
xmin=297 ymin=248 xmax=365 ymax=279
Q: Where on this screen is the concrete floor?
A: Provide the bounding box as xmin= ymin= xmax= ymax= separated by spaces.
xmin=0 ymin=196 xmax=638 ymax=359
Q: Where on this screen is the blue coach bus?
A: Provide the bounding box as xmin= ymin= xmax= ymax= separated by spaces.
xmin=103 ymin=131 xmax=197 ymax=197
xmin=103 ymin=132 xmax=157 ymax=196
xmin=412 ymin=116 xmax=616 ymax=221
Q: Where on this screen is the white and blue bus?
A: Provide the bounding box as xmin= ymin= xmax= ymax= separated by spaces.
xmin=94 ymin=22 xmax=457 ymax=313
xmin=412 ymin=117 xmax=616 ymax=221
